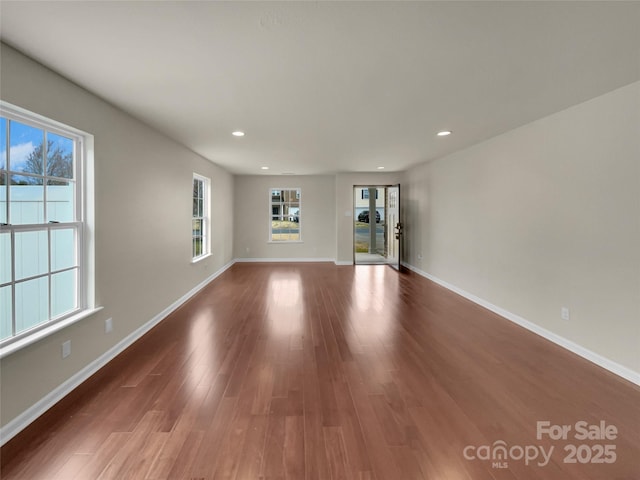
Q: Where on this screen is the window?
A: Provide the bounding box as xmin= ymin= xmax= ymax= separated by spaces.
xmin=0 ymin=102 xmax=94 ymax=350
xmin=361 ymin=189 xmax=378 ymax=200
xmin=192 ymin=173 xmax=210 ymax=260
xmin=270 ymin=188 xmax=301 ymax=242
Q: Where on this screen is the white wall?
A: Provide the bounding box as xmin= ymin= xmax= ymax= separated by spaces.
xmin=234 ymin=175 xmax=336 ymax=260
xmin=234 ymin=174 xmax=406 ymax=264
xmin=403 ymin=82 xmax=640 ymax=375
xmin=0 ymin=44 xmax=235 ymax=427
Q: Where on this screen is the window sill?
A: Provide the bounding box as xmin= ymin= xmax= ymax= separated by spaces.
xmin=0 ymin=306 xmax=104 ymax=359
xmin=268 ymin=240 xmax=304 ymax=244
xmin=191 ymin=253 xmax=212 ymax=264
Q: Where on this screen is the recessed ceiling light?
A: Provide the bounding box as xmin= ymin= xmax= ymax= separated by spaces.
xmin=377 ymin=166 xmax=385 ymax=170
xmin=437 ymin=130 xmax=452 ymax=136
xmin=261 ymin=166 xmax=269 ymax=170
xmin=232 ymin=131 xmax=245 ymax=137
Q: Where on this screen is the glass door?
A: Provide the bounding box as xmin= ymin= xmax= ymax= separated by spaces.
xmin=353 ymin=185 xmax=401 ymax=267
xmin=353 ymin=186 xmax=386 ymax=264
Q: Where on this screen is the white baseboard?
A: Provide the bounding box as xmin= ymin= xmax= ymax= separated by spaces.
xmin=334 ymin=260 xmax=354 ymax=266
xmin=402 ymin=262 xmax=640 ymax=387
xmin=234 ymin=257 xmax=335 ymax=263
xmin=0 ymin=260 xmax=235 ymax=447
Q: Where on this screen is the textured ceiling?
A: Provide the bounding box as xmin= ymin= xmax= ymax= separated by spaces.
xmin=1 ymin=1 xmax=639 ymax=175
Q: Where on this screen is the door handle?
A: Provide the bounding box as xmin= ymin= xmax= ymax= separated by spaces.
xmin=394 ymin=222 xmax=403 ymax=240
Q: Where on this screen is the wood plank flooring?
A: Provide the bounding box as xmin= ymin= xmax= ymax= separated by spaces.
xmin=1 ymin=263 xmax=639 ymax=479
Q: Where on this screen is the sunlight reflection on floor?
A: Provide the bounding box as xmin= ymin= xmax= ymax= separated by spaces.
xmin=266 ymin=270 xmax=304 ymax=338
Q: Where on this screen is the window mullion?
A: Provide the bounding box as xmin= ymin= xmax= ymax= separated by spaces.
xmin=47 ymin=225 xmax=52 ymax=322
xmin=3 ymin=119 xmax=8 ymax=224
xmin=76 ymin=139 xmax=82 ymax=223
xmin=6 ymin=120 xmax=11 ymax=225
xmin=203 ymin=217 xmax=207 ymax=255
xmin=43 ymin=131 xmax=48 ymax=223
xmin=10 ymin=229 xmax=16 ymax=336
xmin=76 ymin=224 xmax=82 ymax=309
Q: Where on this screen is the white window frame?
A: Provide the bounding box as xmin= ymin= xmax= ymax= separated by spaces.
xmin=0 ymin=101 xmax=98 ymax=358
xmin=269 ymin=187 xmax=302 ymax=243
xmin=191 ymin=173 xmax=211 ymax=262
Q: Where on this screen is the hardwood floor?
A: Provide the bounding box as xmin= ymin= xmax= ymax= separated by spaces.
xmin=1 ymin=263 xmax=639 ymax=479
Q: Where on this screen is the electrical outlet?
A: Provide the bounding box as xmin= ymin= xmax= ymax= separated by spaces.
xmin=62 ymin=340 xmax=71 ymax=358
xmin=105 ymin=318 xmax=113 ymax=333
xmin=561 ymin=307 xmax=570 ymax=321
xmin=417 ymin=253 xmax=423 ymax=260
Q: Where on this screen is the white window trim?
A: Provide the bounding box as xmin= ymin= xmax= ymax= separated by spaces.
xmin=191 ymin=173 xmax=210 ymax=262
xmin=0 ymin=306 xmax=102 ymax=359
xmin=268 ymin=187 xmax=302 ymax=243
xmin=0 ymin=101 xmax=97 ymax=354
xmin=191 ymin=253 xmax=212 ymax=264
